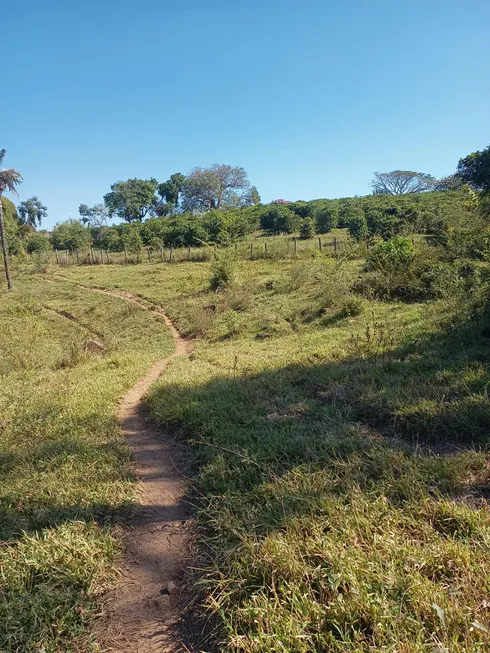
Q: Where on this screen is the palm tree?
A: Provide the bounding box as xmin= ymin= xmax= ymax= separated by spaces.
xmin=0 ymin=150 xmax=23 ymax=291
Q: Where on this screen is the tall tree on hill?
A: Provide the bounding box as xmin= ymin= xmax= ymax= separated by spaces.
xmin=371 ymin=170 xmax=435 ymax=195
xmin=18 ymin=196 xmax=47 ymax=227
xmin=182 ymin=164 xmax=253 ymax=212
xmin=104 ymin=178 xmax=158 ymax=222
xmin=457 ymin=145 xmax=490 ymax=193
xmin=0 ymin=150 xmax=23 ymax=291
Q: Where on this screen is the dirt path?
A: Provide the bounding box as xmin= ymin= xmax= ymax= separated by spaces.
xmin=83 ymin=287 xmax=193 ymax=652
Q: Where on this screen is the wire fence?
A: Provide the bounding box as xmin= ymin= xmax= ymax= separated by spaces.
xmin=18 ymin=234 xmax=438 ymax=268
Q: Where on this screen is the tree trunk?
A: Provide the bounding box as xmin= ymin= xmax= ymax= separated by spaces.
xmin=0 ymin=195 xmax=13 ymax=291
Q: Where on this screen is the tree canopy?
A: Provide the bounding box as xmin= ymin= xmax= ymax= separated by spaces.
xmin=79 ymin=203 xmax=110 ymax=226
xmin=371 ymin=170 xmax=436 ymax=195
xmin=51 ymin=219 xmax=92 ymax=251
xmin=158 ymin=173 xmax=186 ymax=214
xmin=181 ymin=164 xmax=252 ymax=212
xmin=104 ymin=178 xmax=158 ymax=222
xmin=18 ymin=196 xmax=47 ymax=227
xmin=457 ymin=145 xmax=490 ymax=193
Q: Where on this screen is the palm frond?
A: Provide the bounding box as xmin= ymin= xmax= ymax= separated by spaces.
xmin=0 ymin=150 xmax=5 ymax=167
xmin=0 ymin=169 xmax=23 ymax=196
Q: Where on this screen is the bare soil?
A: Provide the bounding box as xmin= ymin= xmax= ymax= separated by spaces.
xmin=84 ymin=288 xmax=194 ymax=653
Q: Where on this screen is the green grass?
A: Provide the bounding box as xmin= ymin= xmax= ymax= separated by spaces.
xmin=51 ymin=255 xmax=490 ymax=652
xmin=4 ymin=256 xmax=490 ymax=653
xmin=0 ymin=278 xmax=174 ymax=652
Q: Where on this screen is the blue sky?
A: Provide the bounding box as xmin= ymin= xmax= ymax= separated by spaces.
xmin=4 ymin=0 xmax=490 ymax=229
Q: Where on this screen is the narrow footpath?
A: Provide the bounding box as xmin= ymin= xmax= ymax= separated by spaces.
xmin=84 ymin=287 xmax=193 ymax=653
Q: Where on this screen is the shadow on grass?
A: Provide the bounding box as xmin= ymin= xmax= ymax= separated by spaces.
xmin=143 ymin=312 xmax=490 ymax=650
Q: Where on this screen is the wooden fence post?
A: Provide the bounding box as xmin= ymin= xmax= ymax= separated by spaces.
xmin=169 ymin=247 xmax=173 ymax=263
xmin=250 ymin=242 xmax=253 ymax=260
xmin=100 ymin=249 xmax=104 ymax=264
xmin=124 ymin=247 xmax=128 ymax=264
xmin=55 ymin=249 xmax=59 ymax=264
xmin=265 ymin=241 xmax=268 ymax=256
xmin=161 ymin=245 xmax=164 ymax=262
xmin=188 ymin=245 xmax=191 ymax=261
xmin=147 ymin=247 xmax=151 ymax=263
xmin=214 ymin=243 xmax=217 ymax=260
xmin=90 ymin=248 xmax=95 ymax=264
xmin=294 ymin=237 xmax=297 ymax=256
xmin=65 ymin=250 xmax=69 ymax=264
xmin=318 ymin=237 xmax=322 ymax=252
xmin=75 ymin=248 xmax=79 ymax=264
xmin=334 ymin=237 xmax=338 ymax=254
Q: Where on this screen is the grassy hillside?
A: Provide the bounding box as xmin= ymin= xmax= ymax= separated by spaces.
xmin=0 ymin=279 xmax=174 ymax=652
xmin=54 ymin=244 xmax=490 ymax=652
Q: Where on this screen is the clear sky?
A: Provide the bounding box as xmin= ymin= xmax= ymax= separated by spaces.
xmin=4 ymin=0 xmax=490 ymax=229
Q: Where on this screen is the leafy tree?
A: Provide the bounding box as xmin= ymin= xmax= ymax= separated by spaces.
xmin=259 ymin=203 xmax=301 ymax=234
xmin=316 ymin=204 xmax=338 ymax=233
xmin=371 ymin=170 xmax=436 ymax=195
xmin=104 ymin=178 xmax=158 ymax=222
xmin=299 ymin=217 xmax=316 ymax=239
xmin=365 ymin=207 xmax=400 ymax=241
xmin=0 ymin=149 xmax=23 ymax=290
xmin=90 ymin=225 xmax=122 ymax=251
xmin=289 ymin=201 xmax=316 ymax=219
xmin=347 ymin=212 xmax=368 ymax=241
xmin=18 ymin=196 xmax=47 ymax=227
xmin=121 ymin=226 xmax=143 ymax=258
xmin=181 ymin=164 xmax=253 ymax=212
xmin=158 ymin=173 xmax=186 ymax=213
xmin=242 ymin=186 xmax=261 ymax=206
xmin=79 ymin=203 xmax=110 ymax=226
xmin=25 ymin=232 xmax=51 ymax=253
xmin=164 ymin=214 xmax=208 ymax=247
xmin=51 ymin=220 xmax=92 ymax=251
xmin=457 ymin=145 xmax=490 ymax=192
xmin=202 ymin=211 xmax=232 ymax=245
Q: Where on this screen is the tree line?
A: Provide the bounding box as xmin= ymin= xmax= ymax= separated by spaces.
xmin=1 ymin=145 xmax=489 ymax=289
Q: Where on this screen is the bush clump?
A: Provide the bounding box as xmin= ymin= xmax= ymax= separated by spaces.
xmin=299 ymin=217 xmax=316 ymax=239
xmin=209 ymin=256 xmax=235 ymax=291
xmin=366 ymin=237 xmax=415 ymax=272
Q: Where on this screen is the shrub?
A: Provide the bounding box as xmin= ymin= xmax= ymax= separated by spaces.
xmin=210 ymin=256 xmax=235 ymax=291
xmin=51 ymin=220 xmax=92 ymax=251
xmin=347 ymin=213 xmax=368 ymax=241
xmin=316 ymin=205 xmax=339 ymax=233
xmin=122 ymin=228 xmax=143 ymax=256
xmin=366 ymin=237 xmax=415 ymax=272
xmin=226 ymin=283 xmax=254 ymax=311
xmin=340 ymin=296 xmax=364 ymax=317
xmin=299 ymin=217 xmax=316 ymax=239
xmin=25 ymin=232 xmax=51 ymax=253
xmin=289 ymin=201 xmax=316 ymax=218
xmin=260 ymin=204 xmax=299 ymax=234
xmin=365 ymin=208 xmax=401 ymax=240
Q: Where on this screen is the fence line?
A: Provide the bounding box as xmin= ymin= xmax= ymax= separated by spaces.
xmin=20 ymin=234 xmax=438 ymax=269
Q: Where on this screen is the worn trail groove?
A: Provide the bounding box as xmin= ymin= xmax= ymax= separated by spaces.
xmin=83 ymin=287 xmax=193 ymax=652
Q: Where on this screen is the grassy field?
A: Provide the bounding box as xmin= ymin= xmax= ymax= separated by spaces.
xmin=0 ymin=277 xmax=174 ymax=652
xmin=47 ymin=252 xmax=490 ymax=652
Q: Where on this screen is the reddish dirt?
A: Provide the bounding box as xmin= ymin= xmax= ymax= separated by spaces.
xmin=83 ymin=287 xmax=193 ymax=652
